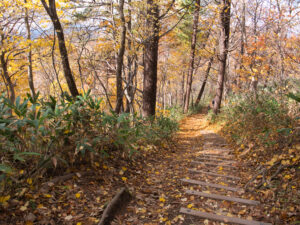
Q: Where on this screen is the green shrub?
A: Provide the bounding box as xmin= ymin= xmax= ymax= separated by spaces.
xmin=220 ymin=91 xmax=295 ymax=150
xmin=0 ymin=91 xmax=179 ymax=191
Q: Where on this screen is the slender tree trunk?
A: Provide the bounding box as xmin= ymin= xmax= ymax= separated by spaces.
xmin=236 ymin=0 xmax=246 ymax=89
xmin=142 ymin=0 xmax=159 ymax=117
xmin=183 ymin=0 xmax=200 ymax=113
xmin=181 ymin=72 xmax=185 ymax=106
xmin=115 ymin=0 xmax=126 ymax=114
xmin=213 ymin=0 xmax=231 ymax=114
xmin=51 ymin=29 xmax=63 ymax=94
xmin=0 ymin=53 xmax=15 ymax=103
xmin=41 ymin=0 xmax=79 ymax=97
xmin=24 ymin=0 xmax=36 ymax=97
xmin=195 ymin=56 xmax=213 ymax=105
xmin=125 ymin=0 xmax=133 ymax=113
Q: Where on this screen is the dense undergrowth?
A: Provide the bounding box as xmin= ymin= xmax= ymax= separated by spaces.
xmin=0 ymin=91 xmax=179 ymax=196
xmin=208 ymin=86 xmax=300 ymax=222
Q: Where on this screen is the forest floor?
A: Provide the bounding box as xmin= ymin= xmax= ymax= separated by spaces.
xmin=1 ymin=114 xmax=298 ymax=224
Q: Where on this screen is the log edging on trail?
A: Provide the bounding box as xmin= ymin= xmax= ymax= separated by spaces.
xmin=40 ymin=171 xmax=93 ymax=192
xmin=98 ymin=187 xmax=132 ymax=225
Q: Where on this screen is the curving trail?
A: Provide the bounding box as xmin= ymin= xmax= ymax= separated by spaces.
xmin=121 ymin=114 xmax=272 ymax=225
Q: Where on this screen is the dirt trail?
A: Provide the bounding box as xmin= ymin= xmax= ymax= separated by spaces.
xmin=120 ymin=114 xmax=272 ymax=225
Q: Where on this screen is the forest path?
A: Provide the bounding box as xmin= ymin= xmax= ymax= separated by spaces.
xmin=177 ymin=115 xmax=272 ymax=225
xmin=121 ymin=114 xmax=272 ymax=225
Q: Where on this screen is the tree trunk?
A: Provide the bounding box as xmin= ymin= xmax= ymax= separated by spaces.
xmin=236 ymin=0 xmax=246 ymax=89
xmin=195 ymin=56 xmax=213 ymax=106
xmin=125 ymin=0 xmax=134 ymax=113
xmin=213 ymin=0 xmax=231 ymax=114
xmin=115 ymin=0 xmax=126 ymax=114
xmin=181 ymin=72 xmax=185 ymax=106
xmin=0 ymin=52 xmax=15 ymax=103
xmin=40 ymin=0 xmax=79 ymax=97
xmin=142 ymin=0 xmax=159 ymax=117
xmin=183 ymin=0 xmax=200 ymax=114
xmin=24 ymin=0 xmax=36 ymax=97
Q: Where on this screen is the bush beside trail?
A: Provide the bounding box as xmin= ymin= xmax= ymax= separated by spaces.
xmin=209 ymin=89 xmax=299 ymax=223
xmin=0 ymin=91 xmax=179 ymax=197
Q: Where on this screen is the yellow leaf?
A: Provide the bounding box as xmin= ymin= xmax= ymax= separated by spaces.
xmin=0 ymin=195 xmax=10 ymax=203
xmin=27 ymin=178 xmax=32 ymax=185
xmin=76 ymin=223 xmax=82 ymax=225
xmin=44 ymin=194 xmax=52 ymax=198
xmin=37 ymin=204 xmax=44 ymax=209
xmin=159 ymin=197 xmax=166 ymax=202
xmin=165 ymin=221 xmax=171 ymax=225
xmin=122 ymin=167 xmax=127 ymax=171
xmin=103 ymin=165 xmax=108 ymax=169
xmin=121 ymin=177 xmax=127 ymax=182
xmin=75 ymin=193 xmax=81 ymax=198
xmin=187 ymin=203 xmax=194 ymax=209
xmin=281 ymin=160 xmax=290 ymax=165
xmin=267 ymin=155 xmax=279 ymax=166
xmin=25 ymin=222 xmax=33 ymax=225
xmin=19 ymin=170 xmax=24 ymax=175
xmin=284 ymin=174 xmax=291 ymax=179
xmin=95 ymin=162 xmax=100 ymax=167
xmin=64 ymin=130 xmax=70 ymax=134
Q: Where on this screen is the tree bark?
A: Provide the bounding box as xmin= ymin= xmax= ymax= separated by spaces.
xmin=40 ymin=0 xmax=79 ymax=97
xmin=213 ymin=0 xmax=231 ymax=114
xmin=195 ymin=56 xmax=213 ymax=106
xmin=115 ymin=0 xmax=126 ymax=114
xmin=0 ymin=52 xmax=15 ymax=103
xmin=183 ymin=0 xmax=200 ymax=114
xmin=24 ymin=0 xmax=36 ymax=97
xmin=125 ymin=0 xmax=134 ymax=113
xmin=181 ymin=72 xmax=185 ymax=106
xmin=236 ymin=0 xmax=246 ymax=89
xmin=142 ymin=0 xmax=159 ymax=118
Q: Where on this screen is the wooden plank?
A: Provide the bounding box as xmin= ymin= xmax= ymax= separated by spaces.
xmin=181 ymin=179 xmax=242 ymax=192
xmin=185 ymin=190 xmax=260 ymax=205
xmin=192 ymin=161 xmax=237 ymax=169
xmin=200 ymin=154 xmax=233 ymax=159
xmin=188 ymin=169 xmax=240 ymax=180
xmin=197 ymin=157 xmax=237 ymax=164
xmin=180 ymin=208 xmax=272 ymax=225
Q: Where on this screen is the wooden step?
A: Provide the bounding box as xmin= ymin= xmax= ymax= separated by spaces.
xmin=188 ymin=169 xmax=240 ymax=180
xmin=185 ymin=190 xmax=259 ymax=205
xmin=180 ymin=208 xmax=272 ymax=225
xmin=197 ymin=157 xmax=237 ymax=164
xmin=192 ymin=161 xmax=237 ymax=169
xmin=181 ymin=179 xmax=242 ymax=192
xmin=200 ymin=154 xmax=233 ymax=159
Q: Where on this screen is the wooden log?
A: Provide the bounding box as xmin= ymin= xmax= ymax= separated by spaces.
xmin=40 ymin=171 xmax=93 ymax=192
xmin=180 ymin=208 xmax=272 ymax=225
xmin=188 ymin=169 xmax=240 ymax=180
xmin=98 ymin=187 xmax=131 ymax=225
xmin=185 ymin=190 xmax=260 ymax=205
xmin=181 ymin=179 xmax=242 ymax=192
